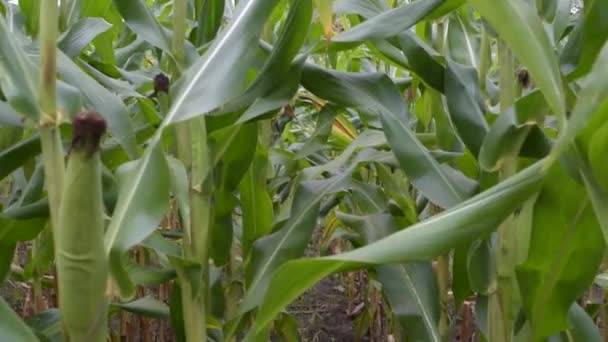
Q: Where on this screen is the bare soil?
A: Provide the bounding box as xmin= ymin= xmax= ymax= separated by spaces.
xmin=288 ymin=275 xmax=360 ymax=342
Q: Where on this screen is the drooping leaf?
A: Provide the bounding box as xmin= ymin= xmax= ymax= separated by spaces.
xmin=76 ymin=60 xmax=142 ymax=98
xmin=338 ymin=212 xmax=441 ymax=342
xmin=57 ymin=51 xmax=137 ymax=157
xmin=453 ymin=242 xmax=473 ymax=307
xmin=466 ymin=239 xmax=492 ymax=294
xmin=58 ymin=18 xmax=112 ymax=58
xmin=167 ymin=156 xmax=191 ymax=235
xmin=334 ymin=0 xmax=442 ymax=42
xmin=111 ymin=0 xmax=198 ymax=66
xmin=0 ymin=216 xmax=46 ymax=244
xmin=552 ymin=0 xmax=571 ymax=43
xmin=301 ymin=64 xmax=476 ymax=208
xmin=255 ymin=160 xmax=545 ymax=331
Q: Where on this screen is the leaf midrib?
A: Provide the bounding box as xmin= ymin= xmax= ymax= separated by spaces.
xmin=399 ymin=266 xmax=441 ymax=342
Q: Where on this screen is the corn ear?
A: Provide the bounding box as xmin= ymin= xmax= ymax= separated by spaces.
xmin=56 ymin=112 xmax=108 ymax=342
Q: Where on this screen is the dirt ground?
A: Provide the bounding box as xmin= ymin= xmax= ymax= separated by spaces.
xmin=288 ymin=275 xmax=362 ymax=342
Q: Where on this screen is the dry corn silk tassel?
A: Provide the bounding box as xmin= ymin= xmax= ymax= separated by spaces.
xmin=56 ymin=112 xmax=109 ymax=342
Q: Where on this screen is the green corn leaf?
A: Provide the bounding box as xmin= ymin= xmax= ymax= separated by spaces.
xmin=333 ymin=0 xmax=386 ymax=18
xmin=112 ymin=0 xmax=172 ymax=52
xmin=302 ymin=64 xmax=477 ymax=208
xmin=338 ymin=212 xmax=441 ymax=342
xmin=240 ymin=140 xmax=274 ymax=255
xmin=57 ymin=51 xmax=137 ymax=157
xmin=479 ymin=90 xmax=547 ymax=171
xmin=18 ymin=0 xmax=40 ymax=37
xmin=579 ymin=163 xmax=608 ymax=250
xmin=567 ymin=303 xmax=602 ymax=342
xmin=516 ymin=164 xmax=605 ymax=340
xmin=295 ymin=105 xmax=338 ymax=159
xmin=103 ymin=0 xmax=280 ymax=298
xmin=81 ymin=0 xmax=121 ymax=64
xmin=210 ymin=123 xmax=258 ymax=265
xmin=559 ymin=0 xmax=608 ymax=80
xmin=166 ymin=0 xmax=281 ymax=123
xmin=0 ymin=135 xmax=41 ymax=182
xmin=239 ymin=166 xmax=355 ymax=313
xmin=550 ymin=40 xmax=608 ymax=165
xmin=25 ymin=309 xmax=62 ymax=342
xmin=58 ymin=17 xmax=112 ymax=58
xmin=104 ymin=144 xmax=171 ymax=298
xmin=193 ymin=0 xmax=225 ymax=46
xmin=0 ymin=298 xmax=38 ymax=342
xmin=0 ymin=102 xmax=22 ymax=127
xmin=111 ymin=296 xmax=170 ymax=319
xmin=444 ymin=59 xmax=488 ymax=156
xmin=334 ymin=0 xmax=442 ymax=42
xmin=446 ymin=12 xmax=480 ymax=68
xmin=254 ymin=160 xmax=545 ymax=331
xmin=426 ymin=0 xmax=465 ymax=19
xmin=468 ymin=0 xmax=565 ymax=125
xmin=213 ymin=0 xmax=312 ymax=121
xmin=398 ymin=31 xmax=446 ymax=93
xmin=0 ymin=16 xmax=40 ymax=120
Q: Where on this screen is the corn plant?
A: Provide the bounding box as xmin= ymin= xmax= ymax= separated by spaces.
xmin=1 ymin=0 xmax=608 ymax=341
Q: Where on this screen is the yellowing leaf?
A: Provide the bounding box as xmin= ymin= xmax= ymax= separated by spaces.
xmin=315 ymin=0 xmax=333 ymax=45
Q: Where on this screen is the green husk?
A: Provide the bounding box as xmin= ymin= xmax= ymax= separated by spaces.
xmin=56 ymin=113 xmax=108 ymax=342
